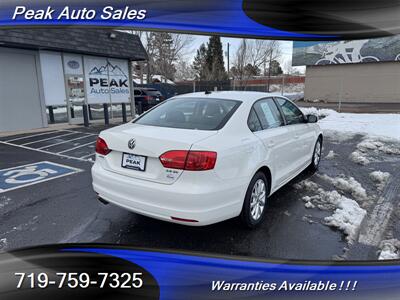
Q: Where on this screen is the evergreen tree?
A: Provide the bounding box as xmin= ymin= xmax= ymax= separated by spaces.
xmin=270 ymin=60 xmax=283 ymax=76
xmin=205 ymin=36 xmax=228 ymax=81
xmin=192 ymin=43 xmax=207 ymax=80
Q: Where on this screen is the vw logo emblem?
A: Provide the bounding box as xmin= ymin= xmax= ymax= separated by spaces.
xmin=128 ymin=138 xmax=136 ymax=149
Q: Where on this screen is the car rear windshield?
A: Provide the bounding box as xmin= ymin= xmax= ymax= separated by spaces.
xmin=133 ymin=97 xmax=241 ymax=130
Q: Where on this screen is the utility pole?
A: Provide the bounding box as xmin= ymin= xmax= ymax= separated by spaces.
xmin=267 ymin=49 xmax=273 ymax=92
xmin=227 ymin=42 xmax=230 ymax=79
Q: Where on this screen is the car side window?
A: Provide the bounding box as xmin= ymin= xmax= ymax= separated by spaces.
xmin=253 ymin=98 xmax=284 ymax=129
xmin=134 ymin=90 xmax=141 ymax=96
xmin=275 ymin=98 xmax=305 ymax=125
xmin=247 ymin=108 xmax=263 ymax=132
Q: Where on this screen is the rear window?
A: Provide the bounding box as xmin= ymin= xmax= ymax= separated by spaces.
xmin=133 ymin=97 xmax=241 ymax=130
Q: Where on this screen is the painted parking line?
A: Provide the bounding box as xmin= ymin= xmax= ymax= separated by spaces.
xmin=0 ymin=141 xmax=94 ymax=163
xmin=21 ymin=132 xmax=78 ymax=146
xmin=37 ymin=133 xmax=95 ymax=150
xmin=3 ymin=130 xmax=61 ymax=142
xmin=80 ymin=153 xmax=95 ymax=159
xmin=0 ymin=161 xmax=83 ymax=193
xmin=57 ymin=141 xmax=96 ymax=154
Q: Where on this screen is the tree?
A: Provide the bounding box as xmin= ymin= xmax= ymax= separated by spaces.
xmin=130 ymin=31 xmax=193 ymax=82
xmin=231 ymin=39 xmax=282 ymax=83
xmin=192 ymin=43 xmax=207 ymax=80
xmin=270 ymin=60 xmax=283 ymax=75
xmin=204 ymin=36 xmax=228 ymax=81
xmin=244 ymin=64 xmax=261 ymax=76
xmin=175 ymin=60 xmax=196 ymax=81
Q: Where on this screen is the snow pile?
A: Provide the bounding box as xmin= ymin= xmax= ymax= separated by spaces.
xmin=349 ymin=151 xmax=370 ymax=165
xmin=378 ymin=239 xmax=400 ymax=260
xmin=302 ymin=107 xmax=400 ymax=140
xmin=350 ymin=137 xmax=400 ymax=165
xmin=370 ymin=171 xmax=391 ymax=191
xmin=325 ymin=150 xmax=336 ymax=159
xmin=357 ymin=138 xmax=400 ymax=155
xmin=304 ymin=201 xmax=316 ymax=209
xmin=297 ymin=179 xmax=367 ymax=242
xmin=324 ymin=192 xmax=367 ymax=243
xmin=319 ymin=174 xmax=368 ymax=201
xmin=294 ymin=179 xmax=319 ymax=191
xmin=300 ymin=107 xmax=337 ymax=119
xmin=284 ymin=92 xmax=304 ymax=102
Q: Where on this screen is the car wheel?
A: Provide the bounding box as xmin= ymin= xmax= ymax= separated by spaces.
xmin=240 ymin=172 xmax=268 ymax=228
xmin=309 ymin=138 xmax=322 ymax=171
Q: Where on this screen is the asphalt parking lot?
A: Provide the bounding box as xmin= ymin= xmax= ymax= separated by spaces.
xmin=1 ymin=125 xmax=399 ymax=260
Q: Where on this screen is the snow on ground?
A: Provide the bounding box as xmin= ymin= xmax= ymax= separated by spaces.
xmin=349 ymin=137 xmax=400 ymax=165
xmin=378 ymin=239 xmax=400 ymax=260
xmin=300 ymin=107 xmax=400 ymax=141
xmin=370 ymin=171 xmax=391 ymax=191
xmin=301 ymin=107 xmax=336 ymax=119
xmin=324 ymin=191 xmax=367 ymax=243
xmin=0 ymin=238 xmax=7 ymax=251
xmin=318 ymin=174 xmax=368 ymax=202
xmin=349 ymin=150 xmax=370 ymax=165
xmin=294 ymin=179 xmax=320 ymax=191
xmin=297 ymin=179 xmax=367 ymax=243
xmin=357 ymin=138 xmax=400 ymax=155
xmin=325 ymin=150 xmax=336 ymax=159
xmin=283 ymin=92 xmax=304 ymax=102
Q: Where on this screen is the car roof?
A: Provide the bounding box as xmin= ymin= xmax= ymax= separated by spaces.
xmin=173 ymin=91 xmax=287 ymax=102
xmin=135 ymin=87 xmax=158 ymax=91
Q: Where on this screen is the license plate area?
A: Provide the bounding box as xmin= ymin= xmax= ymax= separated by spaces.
xmin=121 ymin=153 xmax=147 ymax=171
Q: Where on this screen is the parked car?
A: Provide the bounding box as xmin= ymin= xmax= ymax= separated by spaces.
xmin=134 ymin=87 xmax=165 ymax=112
xmin=92 ymin=91 xmax=322 ymax=228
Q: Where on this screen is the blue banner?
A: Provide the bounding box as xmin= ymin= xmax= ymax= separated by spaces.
xmin=64 ymin=246 xmax=400 ymax=300
xmin=0 ymin=0 xmax=399 ymax=40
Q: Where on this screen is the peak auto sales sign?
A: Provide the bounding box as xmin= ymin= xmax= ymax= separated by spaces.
xmin=84 ymin=56 xmax=130 ymax=104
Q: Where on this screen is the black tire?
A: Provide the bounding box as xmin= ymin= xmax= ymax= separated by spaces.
xmin=240 ymin=172 xmax=268 ymax=228
xmin=309 ymin=137 xmax=322 ymax=172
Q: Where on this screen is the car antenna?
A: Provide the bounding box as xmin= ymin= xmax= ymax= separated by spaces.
xmin=205 ymin=90 xmax=212 ymax=95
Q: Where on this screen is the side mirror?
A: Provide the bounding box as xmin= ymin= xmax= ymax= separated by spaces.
xmin=306 ymin=114 xmax=318 ymax=123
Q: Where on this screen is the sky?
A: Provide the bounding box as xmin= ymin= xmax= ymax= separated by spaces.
xmin=185 ymin=34 xmax=305 ymax=74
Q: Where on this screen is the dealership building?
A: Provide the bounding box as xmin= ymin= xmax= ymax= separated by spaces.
xmin=293 ymin=37 xmax=400 ymax=104
xmin=0 ymin=28 xmax=147 ymax=132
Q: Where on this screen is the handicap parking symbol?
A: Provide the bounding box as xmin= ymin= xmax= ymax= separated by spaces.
xmin=0 ymin=161 xmax=82 ymax=193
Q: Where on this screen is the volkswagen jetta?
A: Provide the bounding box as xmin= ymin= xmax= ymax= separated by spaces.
xmin=92 ymin=91 xmax=322 ymax=227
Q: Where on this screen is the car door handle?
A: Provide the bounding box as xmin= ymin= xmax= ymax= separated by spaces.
xmin=294 ymin=134 xmax=300 ymax=139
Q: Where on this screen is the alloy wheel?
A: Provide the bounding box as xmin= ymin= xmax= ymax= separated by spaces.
xmin=250 ymin=179 xmax=266 ymax=221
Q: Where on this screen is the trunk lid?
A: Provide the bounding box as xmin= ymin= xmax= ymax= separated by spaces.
xmin=99 ymin=123 xmax=217 ymax=184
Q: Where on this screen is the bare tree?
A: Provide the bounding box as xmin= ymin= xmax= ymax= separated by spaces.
xmin=175 ymin=60 xmax=196 ymax=81
xmin=231 ymin=39 xmax=282 ymax=89
xmin=128 ymin=30 xmax=194 ymax=83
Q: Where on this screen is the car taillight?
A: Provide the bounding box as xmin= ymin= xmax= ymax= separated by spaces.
xmin=159 ymin=150 xmax=217 ymax=171
xmin=95 ymin=137 xmax=111 ymax=155
xmin=143 ymin=95 xmax=152 ymax=101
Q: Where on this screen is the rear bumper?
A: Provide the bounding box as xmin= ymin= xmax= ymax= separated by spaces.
xmin=91 ymin=162 xmax=246 ymax=226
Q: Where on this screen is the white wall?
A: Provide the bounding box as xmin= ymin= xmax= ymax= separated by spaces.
xmin=305 ymin=62 xmax=400 ymax=103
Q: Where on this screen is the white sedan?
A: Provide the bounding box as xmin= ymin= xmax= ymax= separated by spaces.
xmin=92 ymin=91 xmax=322 ymax=227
